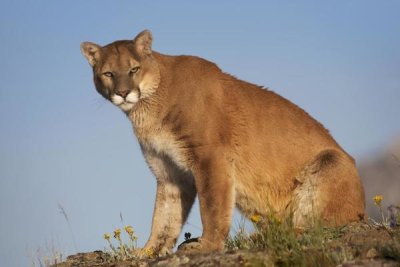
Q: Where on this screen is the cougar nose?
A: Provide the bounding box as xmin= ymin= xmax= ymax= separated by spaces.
xmin=116 ymin=90 xmax=130 ymax=98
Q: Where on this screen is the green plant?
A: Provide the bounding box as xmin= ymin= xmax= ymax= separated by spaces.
xmin=369 ymin=194 xmax=400 ymax=230
xmin=380 ymin=230 xmax=400 ymax=261
xmin=226 ymin=212 xmax=350 ymax=266
xmin=103 ymin=225 xmax=154 ymax=262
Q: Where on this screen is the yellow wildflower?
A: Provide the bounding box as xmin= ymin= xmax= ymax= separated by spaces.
xmin=124 ymin=225 xmax=134 ymax=235
xmin=103 ymin=233 xmax=111 ymax=241
xmin=250 ymin=214 xmax=262 ymax=223
xmin=143 ymin=247 xmax=155 ymax=258
xmin=113 ymin=228 xmax=121 ymax=240
xmin=373 ymin=195 xmax=383 ymax=206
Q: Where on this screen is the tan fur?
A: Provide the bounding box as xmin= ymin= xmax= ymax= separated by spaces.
xmin=81 ymin=30 xmax=365 ymax=255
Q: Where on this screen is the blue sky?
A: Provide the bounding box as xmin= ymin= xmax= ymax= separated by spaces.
xmin=1 ymin=1 xmax=399 ymax=266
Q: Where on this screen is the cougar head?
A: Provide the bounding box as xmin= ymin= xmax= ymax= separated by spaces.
xmin=81 ymin=30 xmax=160 ymax=112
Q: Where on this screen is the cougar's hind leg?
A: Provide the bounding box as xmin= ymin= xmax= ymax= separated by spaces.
xmin=292 ymin=149 xmax=365 ymax=228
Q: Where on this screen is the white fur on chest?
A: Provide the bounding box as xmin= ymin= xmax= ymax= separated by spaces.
xmin=144 ymin=131 xmax=190 ymax=171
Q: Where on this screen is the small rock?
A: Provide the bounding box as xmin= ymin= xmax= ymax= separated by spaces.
xmin=366 ymin=248 xmax=378 ymax=258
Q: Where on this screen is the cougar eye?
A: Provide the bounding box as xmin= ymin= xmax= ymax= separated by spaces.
xmin=130 ymin=66 xmax=140 ymax=74
xmin=103 ymin=72 xmax=113 ymax=78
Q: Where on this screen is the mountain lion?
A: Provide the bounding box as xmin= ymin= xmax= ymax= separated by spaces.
xmin=81 ymin=30 xmax=365 ymax=255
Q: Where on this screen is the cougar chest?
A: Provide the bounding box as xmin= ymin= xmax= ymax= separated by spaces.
xmin=142 ymin=128 xmax=190 ymax=171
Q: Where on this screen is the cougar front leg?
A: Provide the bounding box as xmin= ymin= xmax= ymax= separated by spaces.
xmin=178 ymin=152 xmax=235 ymax=253
xmin=142 ymin=150 xmax=196 ymax=256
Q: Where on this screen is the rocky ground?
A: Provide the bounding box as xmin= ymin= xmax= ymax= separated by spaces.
xmin=55 ymin=223 xmax=399 ymax=267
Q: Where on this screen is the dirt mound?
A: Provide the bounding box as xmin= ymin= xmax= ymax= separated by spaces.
xmin=55 ymin=223 xmax=399 ymax=267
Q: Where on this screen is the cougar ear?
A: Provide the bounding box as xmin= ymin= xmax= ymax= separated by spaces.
xmin=80 ymin=42 xmax=101 ymax=66
xmin=133 ymin=30 xmax=153 ymax=57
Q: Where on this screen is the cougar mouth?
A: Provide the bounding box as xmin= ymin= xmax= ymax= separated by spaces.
xmin=111 ymin=90 xmax=140 ymax=111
